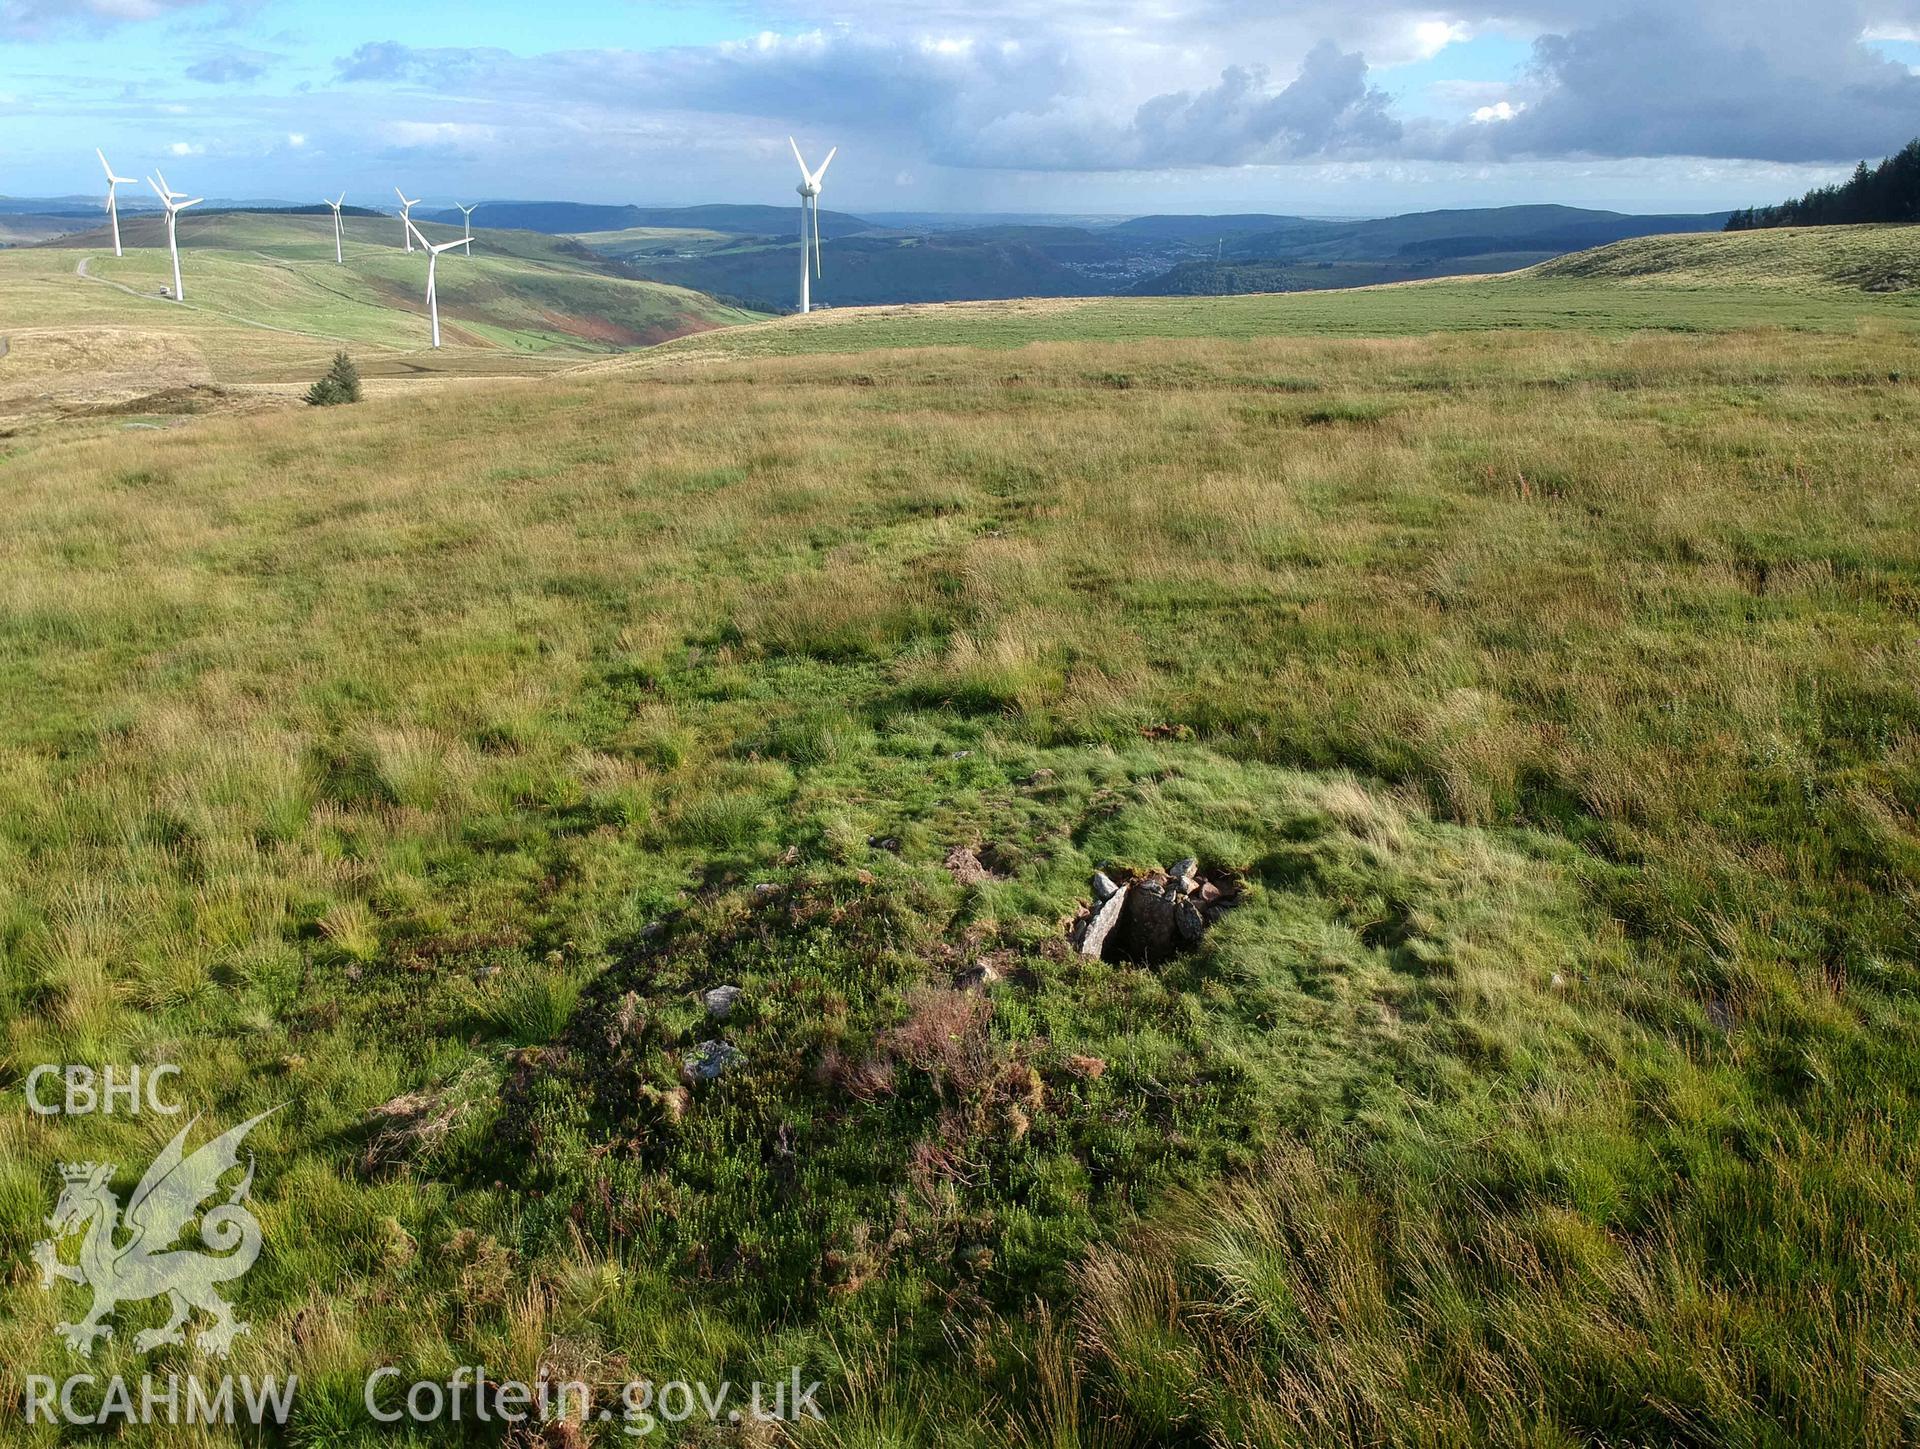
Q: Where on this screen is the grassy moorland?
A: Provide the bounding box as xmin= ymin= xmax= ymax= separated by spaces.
xmin=1 ymin=231 xmax=1919 ymax=1445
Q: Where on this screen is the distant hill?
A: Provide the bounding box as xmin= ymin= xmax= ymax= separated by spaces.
xmin=0 ymin=197 xmax=108 ymax=218
xmin=421 ymin=201 xmax=875 ymax=240
xmin=575 ymin=201 xmax=1745 ymax=310
xmin=1130 ymin=205 xmax=1732 ymax=295
xmin=601 ymin=228 xmax=1111 ymax=312
xmin=1106 ymin=213 xmax=1327 ymax=243
xmin=1226 ymin=206 xmax=1730 ymax=261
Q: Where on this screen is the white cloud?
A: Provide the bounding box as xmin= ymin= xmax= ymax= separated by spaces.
xmin=385 ymin=120 xmax=497 ymax=149
xmin=1472 ymin=101 xmax=1523 ymax=123
xmin=1410 ymin=19 xmax=1470 ymax=59
xmin=287 ymin=131 xmax=306 ymax=146
xmin=167 ymin=140 xmax=204 ymax=155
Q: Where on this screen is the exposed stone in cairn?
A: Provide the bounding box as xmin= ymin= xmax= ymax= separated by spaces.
xmin=1078 ymin=880 xmax=1130 ymax=957
xmin=1071 ymin=857 xmax=1241 ymax=963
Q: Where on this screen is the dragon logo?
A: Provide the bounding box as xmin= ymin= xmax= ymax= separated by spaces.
xmin=32 ymin=1110 xmax=276 ymax=1358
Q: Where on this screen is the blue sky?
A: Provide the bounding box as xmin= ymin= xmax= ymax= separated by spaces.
xmin=5 ymin=0 xmax=1917 ymax=216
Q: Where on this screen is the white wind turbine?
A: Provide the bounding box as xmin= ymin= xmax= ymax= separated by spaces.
xmin=788 ymin=137 xmax=836 ymax=315
xmin=404 ymin=215 xmax=471 ymax=348
xmin=455 ymin=203 xmax=478 ymax=249
xmin=96 ymin=148 xmax=139 ymax=258
xmin=325 ymin=192 xmax=346 ymax=264
xmin=145 ymin=170 xmax=203 ymax=303
xmin=395 ymin=187 xmax=420 ymax=251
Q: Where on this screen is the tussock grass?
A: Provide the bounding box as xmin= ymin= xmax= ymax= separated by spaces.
xmin=1 ymin=309 xmax=1917 ymax=1443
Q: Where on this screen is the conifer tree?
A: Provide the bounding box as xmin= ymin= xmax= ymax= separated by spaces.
xmin=305 ymin=351 xmax=363 ymax=406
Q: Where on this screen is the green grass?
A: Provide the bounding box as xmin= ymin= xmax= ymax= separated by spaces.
xmin=2 ymin=231 xmax=1919 ymax=1444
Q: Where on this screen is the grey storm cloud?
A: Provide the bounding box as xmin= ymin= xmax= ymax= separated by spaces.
xmin=13 ymin=0 xmax=1920 ymax=173
xmin=983 ymin=42 xmax=1405 ymax=168
xmin=324 ymin=1 xmax=1920 ymax=174
xmin=1472 ymin=3 xmax=1920 ymax=163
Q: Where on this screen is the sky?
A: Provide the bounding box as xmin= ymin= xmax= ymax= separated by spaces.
xmin=6 ymin=0 xmax=1920 ymax=217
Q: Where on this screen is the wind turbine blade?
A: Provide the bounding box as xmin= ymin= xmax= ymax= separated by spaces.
xmin=98 ymin=147 xmax=111 ymax=177
xmin=405 ymin=215 xmax=430 ymax=249
xmin=789 ymin=136 xmax=811 ymax=176
xmin=146 ymin=176 xmax=167 ymax=202
xmin=814 ymin=147 xmax=837 ymax=185
xmin=396 ymin=186 xmax=409 ymax=205
xmin=178 ymin=198 xmax=204 ymax=210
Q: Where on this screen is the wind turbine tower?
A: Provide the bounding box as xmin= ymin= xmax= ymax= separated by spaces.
xmin=788 ymin=137 xmax=837 ymax=315
xmin=404 ymin=215 xmax=471 ymax=348
xmin=456 ymin=203 xmax=478 ymax=249
xmin=326 ymin=192 xmax=346 ymax=265
xmin=145 ymin=170 xmax=203 ymax=303
xmin=96 ymin=149 xmax=139 ymax=259
xmin=395 ymin=187 xmax=421 ymax=251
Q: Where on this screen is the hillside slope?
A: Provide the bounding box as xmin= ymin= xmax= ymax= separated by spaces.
xmin=1 ymin=212 xmax=760 ymax=415
xmin=1536 ymin=221 xmax=1920 ymax=291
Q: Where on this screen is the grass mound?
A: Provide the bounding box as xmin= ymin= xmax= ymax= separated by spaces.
xmin=496 ymin=745 xmax=1603 ymax=1337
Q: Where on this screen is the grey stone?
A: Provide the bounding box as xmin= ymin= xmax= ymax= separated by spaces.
xmin=1079 ymin=886 xmax=1129 ymax=957
xmin=681 ymin=1040 xmax=745 ymax=1083
xmin=1169 ymin=858 xmax=1198 ymax=885
xmin=1090 ymin=871 xmax=1121 ymax=902
xmin=704 ymin=984 xmax=742 ymax=1019
xmin=1173 ymin=896 xmax=1208 ymax=946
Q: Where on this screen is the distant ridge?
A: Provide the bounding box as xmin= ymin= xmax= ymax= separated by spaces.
xmin=1108 ymin=214 xmax=1321 ymax=242
xmin=420 ymin=200 xmax=875 ymax=239
xmin=1127 ymin=205 xmax=1734 ymax=296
